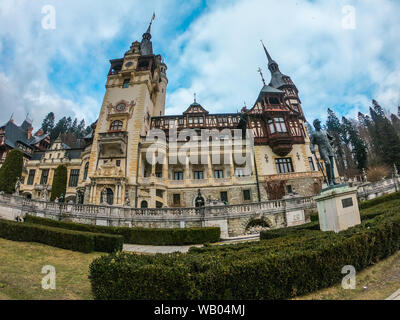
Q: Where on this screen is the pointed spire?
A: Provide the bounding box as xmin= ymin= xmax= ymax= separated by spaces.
xmin=260 ymin=40 xmax=273 ymax=64
xmin=146 ymin=12 xmax=155 ymax=34
xmin=141 ymin=13 xmax=155 ymax=55
xmin=260 ymin=40 xmax=280 ymax=74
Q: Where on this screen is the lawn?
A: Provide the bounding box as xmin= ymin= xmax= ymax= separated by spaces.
xmin=0 ymin=238 xmax=104 ymax=300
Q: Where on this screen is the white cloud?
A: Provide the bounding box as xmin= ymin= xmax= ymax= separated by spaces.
xmin=0 ymin=0 xmax=399 ymax=129
xmin=164 ymin=0 xmax=400 ymax=122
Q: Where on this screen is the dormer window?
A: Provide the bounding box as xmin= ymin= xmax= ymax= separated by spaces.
xmin=110 ymin=120 xmax=123 ymax=131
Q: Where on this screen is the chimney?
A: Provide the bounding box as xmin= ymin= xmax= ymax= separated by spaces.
xmin=27 ymin=127 xmax=33 ymax=140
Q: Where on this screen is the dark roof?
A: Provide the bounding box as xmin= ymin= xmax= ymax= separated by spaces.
xmin=66 ymin=149 xmax=82 ymax=159
xmin=2 ymin=120 xmax=35 ymax=152
xmin=31 ymin=152 xmax=45 ymax=161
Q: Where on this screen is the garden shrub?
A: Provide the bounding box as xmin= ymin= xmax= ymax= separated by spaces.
xmin=50 ymin=165 xmax=67 ymax=201
xmin=0 ymin=219 xmax=122 ymax=253
xmin=24 ymin=215 xmax=220 ymax=245
xmin=0 ymin=149 xmax=23 ymax=194
xmin=89 ymin=196 xmax=400 ymax=300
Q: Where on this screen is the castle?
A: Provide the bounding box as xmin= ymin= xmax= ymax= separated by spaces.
xmin=20 ymin=17 xmax=329 ymax=208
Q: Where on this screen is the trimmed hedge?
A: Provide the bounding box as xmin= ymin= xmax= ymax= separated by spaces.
xmin=359 ymin=191 xmax=400 ymax=210
xmin=24 ymin=215 xmax=220 ymax=245
xmin=89 ymin=198 xmax=400 ymax=300
xmin=0 ymin=219 xmax=123 ymax=253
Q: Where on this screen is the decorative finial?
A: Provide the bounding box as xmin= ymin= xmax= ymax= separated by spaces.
xmin=194 ymin=93 xmax=197 ymax=103
xmin=257 ymin=67 xmax=266 ymax=86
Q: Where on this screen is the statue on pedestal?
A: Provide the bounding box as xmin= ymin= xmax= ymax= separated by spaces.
xmin=195 ymin=189 xmax=205 ymax=208
xmin=124 ymin=192 xmax=131 ymax=207
xmin=362 ymin=168 xmax=368 ymax=183
xmin=310 ymin=119 xmax=338 ymax=187
xmin=101 ymin=188 xmax=107 ymax=204
xmin=42 ymin=187 xmax=48 ymax=201
xmin=14 ymin=177 xmax=21 ymax=196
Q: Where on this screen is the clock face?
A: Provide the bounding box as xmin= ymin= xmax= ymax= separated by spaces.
xmin=116 ymin=103 xmax=126 ymax=112
xmin=125 ymin=61 xmax=133 ymax=68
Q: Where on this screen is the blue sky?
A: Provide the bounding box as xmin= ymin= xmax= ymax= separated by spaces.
xmin=0 ymin=0 xmax=399 ymax=128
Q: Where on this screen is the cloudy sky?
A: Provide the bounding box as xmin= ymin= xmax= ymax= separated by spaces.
xmin=0 ymin=0 xmax=399 ymax=128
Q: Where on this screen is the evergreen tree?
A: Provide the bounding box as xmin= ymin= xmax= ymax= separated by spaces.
xmin=369 ymin=100 xmax=400 ymax=166
xmin=325 ymin=108 xmax=346 ymax=174
xmin=50 ymin=117 xmax=67 ymax=141
xmin=77 ymin=119 xmax=86 ymax=137
xmin=70 ymin=118 xmax=78 ymax=134
xmin=50 ymin=165 xmax=67 ymax=201
xmin=342 ymin=117 xmax=368 ymax=170
xmin=41 ymin=112 xmax=55 ymax=133
xmin=0 ymin=150 xmax=24 ymax=194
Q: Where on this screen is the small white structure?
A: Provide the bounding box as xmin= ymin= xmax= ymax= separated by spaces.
xmin=314 ymin=186 xmax=361 ymax=233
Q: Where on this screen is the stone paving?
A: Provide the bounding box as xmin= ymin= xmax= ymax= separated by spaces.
xmin=123 ymin=234 xmax=260 ymax=254
xmin=386 ymin=289 xmax=400 ymax=300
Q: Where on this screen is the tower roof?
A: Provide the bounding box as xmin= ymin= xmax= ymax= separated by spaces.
xmin=260 ymin=40 xmax=287 ymax=88
xmin=141 ymin=13 xmax=155 ymax=56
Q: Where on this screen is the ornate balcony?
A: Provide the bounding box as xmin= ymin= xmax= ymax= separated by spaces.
xmin=268 ymin=132 xmax=293 ymax=156
xmin=98 ymin=131 xmax=128 ymax=157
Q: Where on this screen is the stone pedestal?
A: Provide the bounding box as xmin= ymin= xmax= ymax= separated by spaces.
xmin=314 ymin=186 xmax=361 ymax=233
xmin=283 ymin=194 xmax=306 ymax=227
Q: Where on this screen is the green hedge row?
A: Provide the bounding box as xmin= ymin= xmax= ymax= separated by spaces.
xmin=89 ymin=199 xmax=400 ymax=299
xmin=24 ymin=215 xmax=220 ymax=245
xmin=359 ymin=191 xmax=400 ymax=210
xmin=0 ymin=219 xmax=122 ymax=253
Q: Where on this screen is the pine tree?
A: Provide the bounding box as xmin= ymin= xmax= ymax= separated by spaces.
xmin=41 ymin=112 xmax=55 ymax=133
xmin=0 ymin=149 xmax=24 ymax=194
xmin=50 ymin=165 xmax=67 ymax=201
xmin=325 ymin=108 xmax=346 ymax=175
xmin=370 ymin=100 xmax=400 ymax=166
xmin=342 ymin=117 xmax=368 ymax=170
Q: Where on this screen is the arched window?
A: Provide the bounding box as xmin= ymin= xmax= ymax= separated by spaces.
xmin=141 ymin=200 xmax=148 ymax=208
xmin=83 ymin=162 xmax=89 ymax=180
xmin=110 ymin=120 xmax=123 ymax=131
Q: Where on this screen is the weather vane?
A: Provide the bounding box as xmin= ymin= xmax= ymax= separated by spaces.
xmin=257 ymin=67 xmax=266 ymax=86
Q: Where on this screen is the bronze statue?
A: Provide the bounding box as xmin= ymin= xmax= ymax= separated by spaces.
xmin=310 ymin=119 xmax=337 ymax=186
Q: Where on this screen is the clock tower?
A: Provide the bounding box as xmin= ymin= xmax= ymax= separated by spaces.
xmin=85 ymin=15 xmax=168 ymax=205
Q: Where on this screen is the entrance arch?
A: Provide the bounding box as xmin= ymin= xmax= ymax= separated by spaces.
xmin=101 ymin=188 xmax=114 ymax=205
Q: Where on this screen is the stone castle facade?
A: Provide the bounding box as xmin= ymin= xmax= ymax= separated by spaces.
xmin=20 ymin=18 xmax=332 ymax=208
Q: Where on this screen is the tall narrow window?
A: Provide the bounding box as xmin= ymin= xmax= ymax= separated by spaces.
xmin=220 ymin=191 xmax=228 ymax=203
xmin=194 ymin=171 xmax=204 ymax=180
xmin=83 ymin=162 xmax=89 ymax=180
xmin=68 ymin=169 xmax=80 ymax=187
xmin=40 ymin=169 xmax=49 ymax=185
xmin=174 ymin=171 xmax=184 ymax=180
xmin=243 ymin=189 xmax=251 ymax=201
xmin=27 ymin=170 xmax=36 ymax=185
xmin=173 ymin=194 xmax=181 ymax=206
xmin=110 ymin=120 xmax=123 ymax=131
xmin=214 ymin=170 xmax=224 ymax=179
xmin=274 ymin=118 xmax=287 ymax=133
xmin=275 ymin=158 xmax=294 ymax=174
xmin=122 ymin=79 xmax=130 ymax=88
xmin=308 ymin=157 xmax=316 ymax=171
